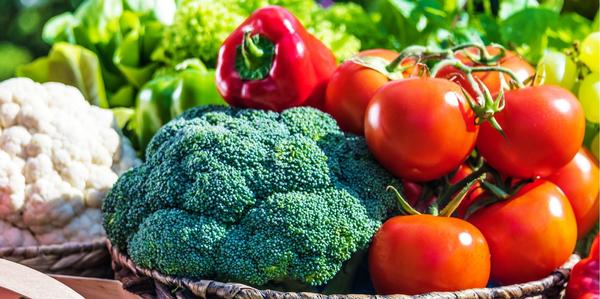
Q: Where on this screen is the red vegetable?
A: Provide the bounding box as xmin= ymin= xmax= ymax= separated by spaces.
xmin=369 ymin=215 xmax=490 ymax=295
xmin=364 ymin=78 xmax=478 ymax=182
xmin=476 ymin=86 xmax=585 ymax=178
xmin=325 ymin=49 xmax=398 ymax=134
xmin=566 ymin=235 xmax=600 ymax=299
xmin=436 ymin=46 xmax=535 ymax=98
xmin=468 ymin=180 xmax=577 ymax=285
xmin=216 ymin=6 xmax=337 ymax=111
xmin=548 ymin=148 xmax=599 ymax=239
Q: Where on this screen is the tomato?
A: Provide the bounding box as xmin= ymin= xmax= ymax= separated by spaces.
xmin=365 ymin=78 xmax=478 ymax=182
xmin=325 ymin=49 xmax=399 ymax=135
xmin=548 ymin=148 xmax=599 ymax=239
xmin=369 ymin=215 xmax=490 ymax=295
xmin=436 ymin=46 xmax=535 ymax=98
xmin=468 ymin=180 xmax=577 ymax=285
xmin=476 ymin=86 xmax=585 ymax=178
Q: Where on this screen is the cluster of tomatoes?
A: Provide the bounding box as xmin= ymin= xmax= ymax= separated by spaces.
xmin=324 ymin=45 xmax=598 ymax=295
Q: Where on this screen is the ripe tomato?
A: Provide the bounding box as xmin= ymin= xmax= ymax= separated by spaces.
xmin=468 ymin=180 xmax=577 ymax=285
xmin=365 ymin=78 xmax=478 ymax=182
xmin=476 ymin=86 xmax=585 ymax=178
xmin=325 ymin=49 xmax=398 ymax=135
xmin=436 ymin=46 xmax=535 ymax=97
xmin=548 ymin=148 xmax=599 ymax=239
xmin=369 ymin=215 xmax=490 ymax=295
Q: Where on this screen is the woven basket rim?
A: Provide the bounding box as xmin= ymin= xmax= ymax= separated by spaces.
xmin=0 ymin=237 xmax=107 ymax=258
xmin=107 ymin=239 xmax=580 ymax=299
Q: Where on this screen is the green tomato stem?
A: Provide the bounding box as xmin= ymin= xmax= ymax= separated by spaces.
xmin=439 ymin=174 xmax=486 ymax=217
xmin=437 ymin=164 xmax=489 ymax=209
xmin=387 ymin=186 xmax=422 ymax=215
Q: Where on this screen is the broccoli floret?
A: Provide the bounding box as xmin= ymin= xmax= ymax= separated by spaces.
xmin=129 ymin=209 xmax=227 ymax=278
xmin=103 ymin=106 xmax=400 ymax=290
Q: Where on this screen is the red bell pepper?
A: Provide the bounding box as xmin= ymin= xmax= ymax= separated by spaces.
xmin=216 ymin=6 xmax=337 ymax=111
xmin=567 ymin=234 xmax=599 ymax=299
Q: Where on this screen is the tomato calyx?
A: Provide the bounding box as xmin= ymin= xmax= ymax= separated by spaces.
xmin=431 ymin=58 xmax=526 ymax=135
xmin=462 ymin=166 xmax=535 ymax=218
xmin=388 ymin=169 xmax=487 ymax=217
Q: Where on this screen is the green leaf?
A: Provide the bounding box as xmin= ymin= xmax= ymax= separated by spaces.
xmin=42 ymin=12 xmax=77 ymax=44
xmin=540 ymin=0 xmax=564 ymax=12
xmin=498 ymin=0 xmax=539 ymax=20
xmin=73 ymin=0 xmax=123 ymax=44
xmin=17 ymin=42 xmax=109 ymax=108
xmin=548 ymin=13 xmax=592 ymax=49
xmin=0 ymin=43 xmax=32 ymax=80
xmin=500 ymin=8 xmax=558 ymax=62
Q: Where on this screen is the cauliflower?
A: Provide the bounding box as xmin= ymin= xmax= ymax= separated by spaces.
xmin=0 ymin=78 xmax=139 ymax=247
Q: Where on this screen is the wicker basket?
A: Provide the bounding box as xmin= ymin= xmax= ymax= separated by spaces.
xmin=108 ymin=240 xmax=580 ymax=299
xmin=0 ymin=238 xmax=113 ymax=278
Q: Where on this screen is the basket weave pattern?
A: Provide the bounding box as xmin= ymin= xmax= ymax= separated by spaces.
xmin=0 ymin=238 xmax=112 ymax=278
xmin=108 ymin=240 xmax=580 ymax=299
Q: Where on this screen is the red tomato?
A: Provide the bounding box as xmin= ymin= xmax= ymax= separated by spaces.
xmin=476 ymin=86 xmax=585 ymax=178
xmin=468 ymin=180 xmax=577 ymax=285
xmin=436 ymin=46 xmax=535 ymax=97
xmin=325 ymin=49 xmax=398 ymax=135
xmin=548 ymin=148 xmax=599 ymax=239
xmin=369 ymin=215 xmax=490 ymax=295
xmin=365 ymin=78 xmax=479 ymax=182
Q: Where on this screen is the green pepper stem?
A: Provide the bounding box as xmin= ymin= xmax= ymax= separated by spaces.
xmin=241 ymin=31 xmax=264 ymax=69
xmin=387 ymin=186 xmax=422 ymax=215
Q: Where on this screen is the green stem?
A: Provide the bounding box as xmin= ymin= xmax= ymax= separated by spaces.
xmin=439 ymin=174 xmax=485 ymax=217
xmin=385 ymin=46 xmax=427 ymax=72
xmin=481 ymin=180 xmax=510 ymax=200
xmin=387 ymin=186 xmax=421 ymax=215
xmin=437 ymin=164 xmax=490 ymax=208
xmin=471 ymin=66 xmax=525 ymax=88
xmin=241 ymin=31 xmax=266 ymax=69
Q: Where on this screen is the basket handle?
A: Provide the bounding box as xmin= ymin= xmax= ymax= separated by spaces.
xmin=0 ymin=258 xmax=83 ymax=299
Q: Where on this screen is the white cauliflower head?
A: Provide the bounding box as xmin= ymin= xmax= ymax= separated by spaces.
xmin=0 ymin=78 xmax=140 ymax=247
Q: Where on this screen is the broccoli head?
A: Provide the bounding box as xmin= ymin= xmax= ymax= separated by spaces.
xmin=103 ymin=106 xmax=400 ymax=289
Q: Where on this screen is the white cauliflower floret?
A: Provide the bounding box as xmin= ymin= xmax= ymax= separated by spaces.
xmin=35 ymin=209 xmax=104 ymax=244
xmin=0 ymin=78 xmax=140 ymax=247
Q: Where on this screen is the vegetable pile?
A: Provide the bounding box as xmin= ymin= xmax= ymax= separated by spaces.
xmin=0 ymin=78 xmax=138 ymax=247
xmin=103 ymin=106 xmax=400 ymax=288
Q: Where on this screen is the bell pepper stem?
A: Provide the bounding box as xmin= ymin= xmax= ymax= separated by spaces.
xmin=241 ymin=31 xmax=264 ymax=69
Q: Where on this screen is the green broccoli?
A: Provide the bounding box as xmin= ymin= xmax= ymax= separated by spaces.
xmin=103 ymin=106 xmax=400 ymax=290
